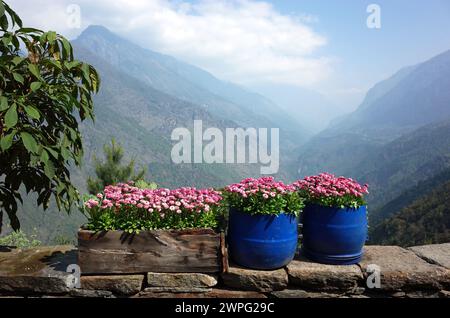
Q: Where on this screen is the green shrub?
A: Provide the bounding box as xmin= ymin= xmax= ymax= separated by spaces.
xmin=0 ymin=230 xmax=41 ymax=248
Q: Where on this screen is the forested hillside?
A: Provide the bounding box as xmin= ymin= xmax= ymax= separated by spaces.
xmin=371 ymin=167 xmax=450 ymax=226
xmin=355 ymin=119 xmax=450 ymax=214
xmin=370 ymin=179 xmax=450 ymax=246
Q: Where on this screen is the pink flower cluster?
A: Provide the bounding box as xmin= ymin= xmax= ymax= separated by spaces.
xmin=293 ymin=173 xmax=369 ymax=198
xmin=225 ymin=176 xmax=296 ymax=199
xmin=84 ymin=182 xmax=222 ymax=215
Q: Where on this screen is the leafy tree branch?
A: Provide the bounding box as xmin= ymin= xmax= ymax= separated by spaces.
xmin=0 ymin=1 xmax=100 ymax=231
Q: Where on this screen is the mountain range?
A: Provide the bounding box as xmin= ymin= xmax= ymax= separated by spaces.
xmin=75 ymin=26 xmax=309 ymax=148
xmin=296 ymin=49 xmax=450 ymax=245
xmin=3 ymin=25 xmax=310 ymax=243
xmin=1 ymin=26 xmax=449 ymax=247
xmin=298 ymin=49 xmax=450 ymax=180
xmin=74 ymin=25 xmax=317 ymax=184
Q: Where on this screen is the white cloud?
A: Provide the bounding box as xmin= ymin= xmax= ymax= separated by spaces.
xmin=8 ymin=0 xmax=332 ymax=86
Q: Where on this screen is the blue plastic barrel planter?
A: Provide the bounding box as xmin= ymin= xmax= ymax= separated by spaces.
xmin=227 ymin=208 xmax=298 ymax=270
xmin=300 ymin=204 xmax=368 ymax=265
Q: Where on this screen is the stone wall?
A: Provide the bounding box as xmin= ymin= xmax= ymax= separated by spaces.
xmin=0 ymin=243 xmax=449 ymax=298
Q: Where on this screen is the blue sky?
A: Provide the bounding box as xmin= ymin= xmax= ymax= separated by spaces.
xmin=273 ymin=0 xmax=450 ymax=106
xmin=9 ymin=0 xmax=450 ymax=110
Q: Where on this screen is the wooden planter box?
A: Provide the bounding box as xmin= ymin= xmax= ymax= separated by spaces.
xmin=78 ymin=228 xmax=228 ymax=274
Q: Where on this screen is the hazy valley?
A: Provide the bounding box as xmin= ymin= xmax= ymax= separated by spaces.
xmin=2 ymin=26 xmax=450 ymax=247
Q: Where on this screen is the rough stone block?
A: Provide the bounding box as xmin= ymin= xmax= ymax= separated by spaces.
xmin=287 ymin=256 xmax=363 ymax=292
xmin=271 ymin=289 xmax=370 ymax=298
xmin=0 ymin=245 xmax=77 ymax=295
xmin=142 ymin=287 xmax=211 ymax=293
xmin=147 ymin=272 xmax=217 ymax=289
xmin=439 ymin=290 xmax=450 ymax=298
xmin=271 ymin=289 xmax=342 ymax=298
xmin=408 ymin=243 xmax=450 ymax=269
xmin=135 ymin=288 xmax=266 ymax=298
xmin=80 ymin=274 xmax=144 ymax=296
xmin=359 ymin=246 xmax=450 ymax=291
xmin=69 ymin=289 xmax=115 ymax=298
xmin=221 ymin=264 xmax=288 ymax=292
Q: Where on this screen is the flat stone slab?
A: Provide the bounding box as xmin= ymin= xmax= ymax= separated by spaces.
xmin=203 ymin=289 xmax=267 ymax=298
xmin=439 ymin=290 xmax=450 ymax=298
xmin=0 ymin=245 xmax=77 ymax=294
xmin=271 ymin=289 xmax=368 ymax=298
xmin=359 ymin=246 xmax=450 ymax=291
xmin=271 ymin=289 xmax=341 ymax=298
xmin=135 ymin=288 xmax=266 ymax=298
xmin=408 ymin=243 xmax=450 ymax=269
xmin=287 ymin=256 xmax=363 ymax=292
xmin=147 ymin=272 xmax=217 ymax=289
xmin=221 ymin=264 xmax=288 ymax=292
xmin=69 ymin=289 xmax=115 ymax=298
xmin=80 ymin=275 xmax=144 ymax=296
xmin=143 ymin=287 xmax=211 ymax=293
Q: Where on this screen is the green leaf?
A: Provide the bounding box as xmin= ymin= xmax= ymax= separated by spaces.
xmin=1 ymin=35 xmax=10 ymax=46
xmin=0 ymin=96 xmax=7 ymax=111
xmin=24 ymin=105 xmax=40 ymax=119
xmin=44 ymin=160 xmax=55 ymax=179
xmin=47 ymin=31 xmax=57 ymax=44
xmin=47 ymin=60 xmax=62 ymax=70
xmin=61 ymin=38 xmax=73 ymax=59
xmin=0 ymin=131 xmax=15 ymax=151
xmin=5 ymin=4 xmax=22 ymax=28
xmin=68 ymin=127 xmax=78 ymax=141
xmin=65 ymin=61 xmax=81 ymax=70
xmin=11 ymin=35 xmax=19 ymax=49
xmin=39 ymin=33 xmax=47 ymax=45
xmin=81 ymin=63 xmax=92 ymax=86
xmin=20 ymin=132 xmax=38 ymax=154
xmin=0 ymin=12 xmax=8 ymax=31
xmin=4 ymin=104 xmax=18 ymax=128
xmin=40 ymin=149 xmax=49 ymax=164
xmin=61 ymin=147 xmax=70 ymax=160
xmin=45 ymin=147 xmax=59 ymax=159
xmin=30 ymin=82 xmax=42 ymax=92
xmin=0 ymin=2 xmax=5 ymax=18
xmin=13 ymin=73 xmax=24 ymax=84
xmin=17 ymin=27 xmax=42 ymax=33
xmin=56 ymin=182 xmax=65 ymax=195
xmin=12 ymin=56 xmax=23 ymax=66
xmin=28 ymin=64 xmax=42 ymax=80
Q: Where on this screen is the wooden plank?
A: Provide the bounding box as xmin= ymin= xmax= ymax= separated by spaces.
xmin=78 ymin=229 xmax=222 ymax=274
xmin=220 ymin=232 xmax=229 ymax=273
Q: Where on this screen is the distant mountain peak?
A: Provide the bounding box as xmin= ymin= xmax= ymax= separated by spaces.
xmin=80 ymin=25 xmax=113 ymax=36
xmin=77 ymin=25 xmax=129 ymax=45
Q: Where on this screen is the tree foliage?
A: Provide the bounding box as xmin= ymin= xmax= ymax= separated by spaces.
xmin=370 ymin=180 xmax=450 ymax=247
xmin=0 ymin=1 xmax=100 ymax=231
xmin=87 ymin=139 xmax=148 ymax=194
xmin=0 ymin=229 xmax=41 ymax=248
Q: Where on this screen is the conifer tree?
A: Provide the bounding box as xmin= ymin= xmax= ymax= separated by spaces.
xmin=87 ymin=139 xmax=148 ymax=194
